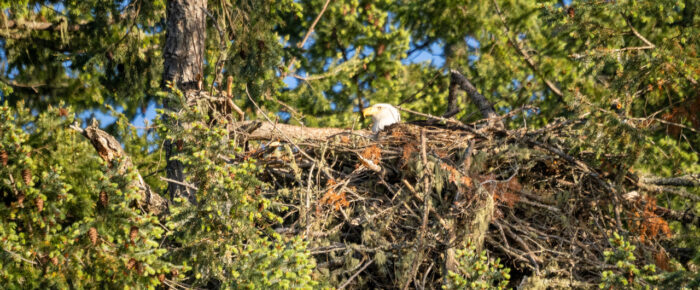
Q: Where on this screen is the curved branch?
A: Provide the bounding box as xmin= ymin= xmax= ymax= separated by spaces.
xmin=71 ymin=122 xmax=169 ymax=215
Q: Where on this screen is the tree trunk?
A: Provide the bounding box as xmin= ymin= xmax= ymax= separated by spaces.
xmin=162 ymin=0 xmax=206 ymax=203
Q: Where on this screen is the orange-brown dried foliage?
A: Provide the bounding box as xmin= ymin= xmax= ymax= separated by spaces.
xmin=479 ymin=174 xmax=522 ymax=207
xmin=440 ymin=163 xmax=472 ymax=188
xmin=320 ymin=179 xmax=350 ymax=211
xmin=402 ymin=143 xmax=417 ymax=161
xmin=631 ymin=196 xmax=673 ymax=243
xmin=661 ymin=96 xmax=700 ymax=136
xmin=357 ymin=145 xmax=382 ymax=169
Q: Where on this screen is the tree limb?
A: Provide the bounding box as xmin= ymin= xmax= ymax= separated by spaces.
xmin=449 ymin=69 xmax=502 ymax=126
xmin=71 ymin=123 xmax=169 ymax=215
xmin=232 ymin=120 xmax=367 ymax=142
xmin=641 ymin=176 xmax=700 ymax=187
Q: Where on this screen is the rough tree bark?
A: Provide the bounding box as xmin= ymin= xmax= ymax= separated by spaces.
xmin=162 ymin=0 xmax=207 ymax=204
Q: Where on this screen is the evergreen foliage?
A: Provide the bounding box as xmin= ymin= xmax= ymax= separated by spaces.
xmin=599 ymin=233 xmax=659 ymax=289
xmin=443 ymin=242 xmax=510 ymax=290
xmin=0 ymin=102 xmax=174 ymax=288
xmin=158 ymin=88 xmax=317 ymax=288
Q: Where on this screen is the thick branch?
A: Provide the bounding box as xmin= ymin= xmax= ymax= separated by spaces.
xmin=449 ymin=69 xmax=501 ymax=122
xmin=445 ymin=74 xmax=460 ymax=117
xmin=232 ymin=120 xmax=368 ymax=141
xmin=656 ymin=206 xmax=700 ymax=228
xmin=641 ymin=176 xmax=700 ymax=187
xmin=1 ymin=19 xmax=82 ymax=32
xmin=71 ymin=123 xmax=168 ymax=215
xmin=0 ymin=13 xmax=129 ymax=39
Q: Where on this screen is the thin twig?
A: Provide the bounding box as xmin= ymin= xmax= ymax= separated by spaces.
xmin=338 ymin=259 xmax=375 ymax=289
xmin=492 ymin=0 xmax=564 ymax=98
xmin=282 ymin=0 xmax=332 ymax=78
xmin=624 ymin=16 xmax=655 ymax=49
xmin=159 ymin=177 xmax=199 ymax=191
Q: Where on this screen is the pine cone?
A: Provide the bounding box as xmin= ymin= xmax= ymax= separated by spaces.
xmin=16 ymin=194 xmax=25 ymax=207
xmin=35 ymin=197 xmax=44 ymax=212
xmin=158 ymin=273 xmax=166 ymax=282
xmin=22 ymin=169 xmax=32 ymax=185
xmin=99 ymin=191 xmax=109 ymax=207
xmin=129 ymin=226 xmax=139 ymax=242
xmin=126 ymin=258 xmax=137 ymax=270
xmin=88 ymin=227 xmax=98 ymax=245
xmin=0 ymin=150 xmax=7 ymax=166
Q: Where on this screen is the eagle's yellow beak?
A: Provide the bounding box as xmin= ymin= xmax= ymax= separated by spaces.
xmin=362 ymin=106 xmax=377 ymax=117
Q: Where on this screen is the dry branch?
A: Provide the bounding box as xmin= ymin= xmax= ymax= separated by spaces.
xmin=232 ymin=120 xmax=370 ymax=141
xmin=71 ymin=122 xmax=168 ymax=215
xmin=449 ymin=69 xmax=501 ymax=122
xmin=641 ymin=176 xmax=700 ymax=187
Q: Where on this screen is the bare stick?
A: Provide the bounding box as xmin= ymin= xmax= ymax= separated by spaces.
xmin=159 ymin=177 xmax=199 ymax=191
xmin=492 ymin=0 xmax=564 ymax=98
xmin=338 ymin=259 xmax=375 ymax=289
xmin=282 ymin=0 xmax=332 ymax=78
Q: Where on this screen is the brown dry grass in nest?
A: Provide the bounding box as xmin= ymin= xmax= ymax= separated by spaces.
xmin=441 ymin=163 xmax=472 ymax=187
xmin=357 ymin=145 xmax=381 ymax=169
xmin=320 ymin=179 xmax=349 ymax=211
xmin=402 ymin=143 xmax=417 ymax=161
xmin=479 ymin=174 xmax=522 ymax=207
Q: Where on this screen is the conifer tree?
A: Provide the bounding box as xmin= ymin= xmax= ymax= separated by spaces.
xmin=0 ymin=0 xmax=698 ymax=288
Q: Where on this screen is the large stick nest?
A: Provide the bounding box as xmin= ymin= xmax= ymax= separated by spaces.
xmin=227 ymin=115 xmax=674 ymax=289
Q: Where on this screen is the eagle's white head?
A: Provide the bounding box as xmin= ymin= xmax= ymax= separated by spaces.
xmin=362 ymin=103 xmax=401 ymax=133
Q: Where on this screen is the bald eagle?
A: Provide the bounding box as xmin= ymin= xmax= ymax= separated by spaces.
xmin=362 ymin=103 xmax=401 ymax=133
